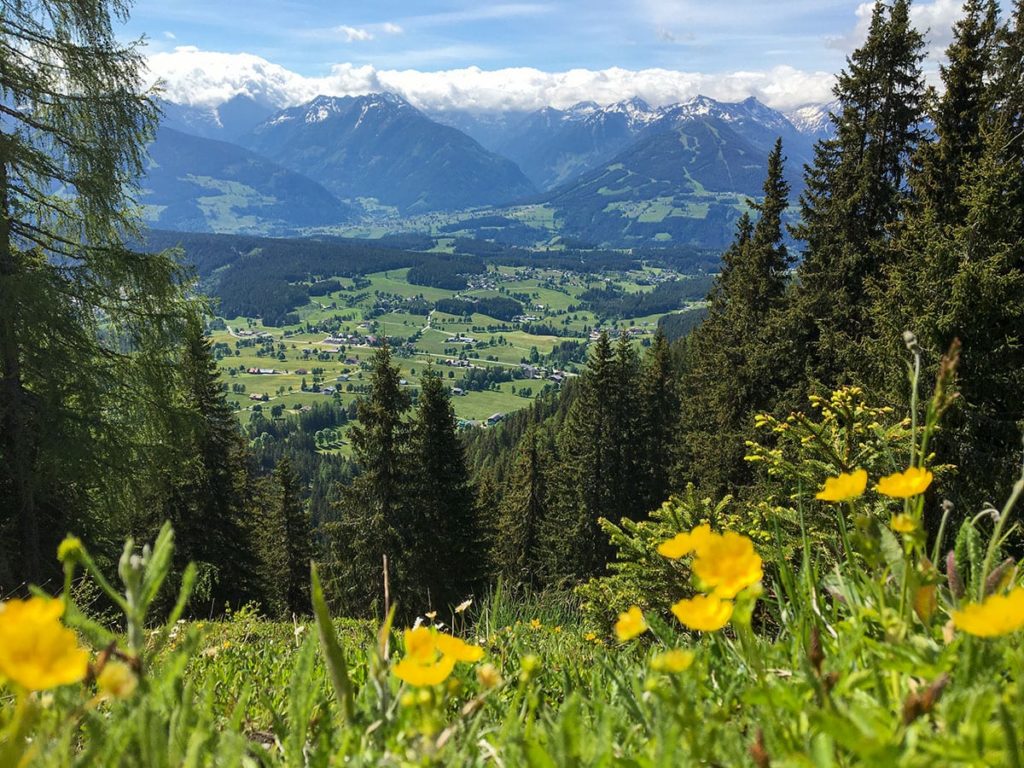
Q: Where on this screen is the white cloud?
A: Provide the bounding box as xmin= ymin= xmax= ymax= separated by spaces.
xmin=163 ymin=31 xmax=176 ymax=40
xmin=381 ymin=22 xmax=404 ymax=35
xmin=833 ymin=0 xmax=966 ymax=53
xmin=145 ymin=46 xmax=836 ymax=113
xmin=337 ymin=26 xmax=374 ymax=42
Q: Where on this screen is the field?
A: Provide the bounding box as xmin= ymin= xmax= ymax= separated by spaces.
xmin=210 ymin=262 xmax=705 ymax=449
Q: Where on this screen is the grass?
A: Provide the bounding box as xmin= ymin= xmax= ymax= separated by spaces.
xmin=209 ymin=262 xmax=686 ymax=428
xmin=5 ymin=356 xmax=1024 ymax=765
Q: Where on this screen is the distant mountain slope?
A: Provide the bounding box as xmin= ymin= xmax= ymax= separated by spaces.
xmin=496 ymin=98 xmax=662 ymax=190
xmin=158 ymin=95 xmax=275 ymax=140
xmin=141 ymin=126 xmax=355 ymax=234
xmin=242 ymin=93 xmax=537 ymax=213
xmin=543 ymin=108 xmax=803 ymax=248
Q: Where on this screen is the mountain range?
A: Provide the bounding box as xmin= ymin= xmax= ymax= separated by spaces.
xmin=143 ymin=90 xmax=835 ymax=245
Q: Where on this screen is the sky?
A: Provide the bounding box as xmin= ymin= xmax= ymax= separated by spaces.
xmin=121 ymin=0 xmax=981 ymax=113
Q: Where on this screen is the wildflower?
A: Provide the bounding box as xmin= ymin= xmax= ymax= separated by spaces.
xmin=393 ymin=627 xmax=483 ymax=687
xmin=671 ymin=594 xmax=733 ymax=632
xmin=96 ymin=661 xmax=138 ymax=700
xmin=425 ymin=611 xmax=437 ymax=620
xmin=891 ymin=514 xmax=917 ymax=533
xmin=951 ymin=588 xmax=1024 ymax=638
xmin=877 ymin=467 xmax=933 ymax=498
xmin=584 ymin=631 xmax=598 ymax=642
xmin=614 ymin=606 xmax=648 ymax=642
xmin=651 ymin=648 xmax=694 ymax=673
xmin=0 ymin=597 xmax=89 ymax=691
xmin=815 ymin=469 xmax=868 ymax=502
xmin=434 ymin=632 xmax=484 ymax=663
xmin=658 ymin=523 xmax=713 ymax=560
xmin=476 ymin=663 xmax=502 ymax=689
xmin=57 ymin=536 xmax=84 ymax=564
xmin=530 ymin=618 xmax=542 ymax=629
xmin=691 ymin=531 xmax=763 ymax=599
xmin=454 ymin=598 xmax=473 ymax=614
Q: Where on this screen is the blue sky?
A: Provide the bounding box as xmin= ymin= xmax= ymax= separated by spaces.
xmin=125 ymin=1 xmax=974 ymax=112
xmin=125 ymin=0 xmax=899 ymax=73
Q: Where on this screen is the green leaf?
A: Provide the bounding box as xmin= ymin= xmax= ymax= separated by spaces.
xmin=311 ymin=562 xmax=356 ymax=724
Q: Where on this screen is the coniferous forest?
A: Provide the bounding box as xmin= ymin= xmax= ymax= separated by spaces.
xmin=2 ymin=1 xmax=1024 ymax=765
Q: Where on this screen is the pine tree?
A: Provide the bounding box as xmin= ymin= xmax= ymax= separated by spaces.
xmin=789 ymin=0 xmax=926 ymax=387
xmin=406 ymin=370 xmax=480 ymax=611
xmin=638 ymin=328 xmax=679 ymax=512
xmin=275 ymin=457 xmax=312 ymax=616
xmin=675 ymin=140 xmax=792 ymax=496
xmin=0 ymin=0 xmax=195 ymax=585
xmin=494 ymin=426 xmax=552 ymax=587
xmin=331 ymin=342 xmax=411 ymax=616
xmin=913 ymin=0 xmax=999 ymax=222
xmin=161 ymin=318 xmax=258 ymax=612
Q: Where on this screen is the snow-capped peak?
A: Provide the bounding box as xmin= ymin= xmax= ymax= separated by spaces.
xmin=785 ymin=101 xmax=838 ymax=137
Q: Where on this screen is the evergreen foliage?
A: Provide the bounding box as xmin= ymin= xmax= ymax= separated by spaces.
xmin=0 ymin=0 xmax=197 ymax=586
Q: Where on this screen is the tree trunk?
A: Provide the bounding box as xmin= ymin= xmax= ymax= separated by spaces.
xmin=0 ymin=138 xmax=40 ymax=584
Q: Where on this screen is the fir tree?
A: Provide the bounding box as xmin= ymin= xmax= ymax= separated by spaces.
xmin=494 ymin=426 xmax=552 ymax=587
xmin=913 ymin=0 xmax=999 ymax=222
xmin=638 ymin=328 xmax=679 ymax=512
xmin=675 ymin=141 xmax=792 ymax=496
xmin=275 ymin=457 xmax=312 ymax=616
xmin=789 ymin=0 xmax=926 ymax=386
xmin=331 ymin=342 xmax=411 ymax=616
xmin=406 ymin=370 xmax=480 ymax=611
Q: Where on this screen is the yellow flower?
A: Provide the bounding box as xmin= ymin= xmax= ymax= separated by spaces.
xmin=0 ymin=597 xmax=89 ymax=691
xmin=476 ymin=663 xmax=502 ymax=689
xmin=96 ymin=661 xmax=137 ymax=700
xmin=952 ymin=589 xmax=1024 ymax=637
xmin=891 ymin=514 xmax=917 ymax=533
xmin=671 ymin=594 xmax=734 ymax=632
xmin=57 ymin=536 xmax=84 ymax=563
xmin=877 ymin=467 xmax=933 ymax=498
xmin=691 ymin=531 xmax=763 ymax=599
xmin=614 ymin=606 xmax=648 ymax=642
xmin=434 ymin=632 xmax=484 ymax=663
xmin=393 ymin=627 xmax=483 ymax=687
xmin=657 ymin=524 xmax=713 ymax=560
xmin=393 ymin=654 xmax=457 ymax=687
xmin=815 ymin=469 xmax=868 ymax=502
xmin=651 ymin=648 xmax=695 ymax=673
xmin=530 ymin=618 xmax=542 ymax=629
xmin=584 ymin=631 xmax=598 ymax=642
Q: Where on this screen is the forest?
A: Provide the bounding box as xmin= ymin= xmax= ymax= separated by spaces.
xmin=2 ymin=0 xmax=1024 ymax=765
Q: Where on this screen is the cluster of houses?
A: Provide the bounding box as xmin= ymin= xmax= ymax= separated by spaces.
xmin=520 ymin=364 xmax=567 ymax=384
xmin=587 ymin=326 xmax=649 ymax=342
xmin=323 ymin=332 xmax=378 ymax=347
xmin=246 ymin=367 xmax=278 ymax=375
xmin=234 ymin=329 xmax=273 ymax=339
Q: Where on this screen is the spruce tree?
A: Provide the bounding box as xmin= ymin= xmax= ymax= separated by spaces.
xmin=789 ymin=0 xmax=926 ymax=387
xmin=675 ymin=140 xmax=792 ymax=496
xmin=331 ymin=342 xmax=411 ymax=616
xmin=638 ymin=328 xmax=679 ymax=512
xmin=913 ymin=0 xmax=999 ymax=222
xmin=494 ymin=426 xmax=552 ymax=587
xmin=406 ymin=370 xmax=480 ymax=611
xmin=275 ymin=457 xmax=312 ymax=616
xmin=161 ymin=318 xmax=258 ymax=612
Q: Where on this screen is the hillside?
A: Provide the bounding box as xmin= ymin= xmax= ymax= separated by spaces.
xmin=141 ymin=127 xmax=355 ymax=234
xmin=242 ymin=94 xmax=538 ymax=213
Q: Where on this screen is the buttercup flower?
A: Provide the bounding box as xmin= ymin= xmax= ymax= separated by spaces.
xmin=97 ymin=660 xmax=138 ymax=700
xmin=393 ymin=626 xmax=483 ymax=687
xmin=0 ymin=597 xmax=89 ymax=691
xmin=435 ymin=632 xmax=485 ymax=662
xmin=614 ymin=606 xmax=648 ymax=642
xmin=951 ymin=588 xmax=1024 ymax=638
xmin=476 ymin=663 xmax=502 ymax=689
xmin=671 ymin=594 xmax=734 ymax=632
xmin=651 ymin=648 xmax=695 ymax=673
xmin=530 ymin=618 xmax=542 ymax=629
xmin=658 ymin=524 xmax=713 ymax=560
xmin=691 ymin=531 xmax=763 ymax=599
xmin=891 ymin=514 xmax=917 ymax=533
xmin=815 ymin=469 xmax=868 ymax=502
xmin=877 ymin=467 xmax=933 ymax=498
